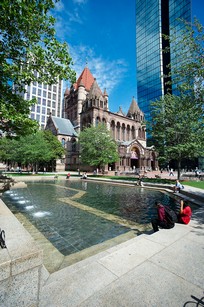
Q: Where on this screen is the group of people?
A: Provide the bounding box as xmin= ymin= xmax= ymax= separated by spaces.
xmin=151 ymin=199 xmax=192 ymax=232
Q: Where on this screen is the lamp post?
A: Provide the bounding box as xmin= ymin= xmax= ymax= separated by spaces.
xmin=78 ymin=155 xmax=81 ymax=176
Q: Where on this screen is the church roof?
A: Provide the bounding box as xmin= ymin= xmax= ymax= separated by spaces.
xmin=74 ymin=67 xmax=95 ymax=91
xmin=127 ymin=97 xmax=141 ymax=115
xmin=116 ymin=106 xmax=125 ymax=116
xmin=51 ymin=116 xmax=78 ymax=136
xmin=64 ymin=87 xmax=70 ymax=96
xmin=103 ymin=88 xmax=108 ymax=96
xmin=88 ymin=78 xmax=103 ymax=97
xmin=127 ymin=96 xmax=142 ymax=116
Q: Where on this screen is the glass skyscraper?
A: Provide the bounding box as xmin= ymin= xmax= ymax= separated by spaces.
xmin=136 ymin=0 xmax=192 ymax=122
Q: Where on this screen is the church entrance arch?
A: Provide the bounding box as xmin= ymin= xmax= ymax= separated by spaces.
xmin=130 ymin=146 xmax=140 ymax=169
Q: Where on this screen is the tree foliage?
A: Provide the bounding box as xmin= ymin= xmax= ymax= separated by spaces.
xmin=148 ymin=19 xmax=204 ymax=178
xmin=0 ymin=0 xmax=76 ymax=136
xmin=78 ymin=124 xmax=119 ymax=169
xmin=0 ymin=131 xmax=65 ymax=170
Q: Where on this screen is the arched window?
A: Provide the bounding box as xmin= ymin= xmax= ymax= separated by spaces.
xmin=72 ymin=138 xmax=76 ymax=152
xmin=61 ymin=138 xmax=65 ymax=147
xmin=122 ymin=124 xmax=125 ymax=141
xmin=131 ymin=126 xmax=135 ymax=140
xmin=127 ymin=125 xmax=130 ymax=141
xmin=95 ymin=116 xmax=101 ymax=126
xmin=111 ymin=120 xmax=115 ymax=139
xmin=117 ymin=122 xmax=120 ymax=140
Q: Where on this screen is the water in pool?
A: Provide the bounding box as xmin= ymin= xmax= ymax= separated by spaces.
xmin=2 ymin=180 xmax=184 ymax=257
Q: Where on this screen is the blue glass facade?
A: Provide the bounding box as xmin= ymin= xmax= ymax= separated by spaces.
xmin=136 ymin=0 xmax=192 ymax=122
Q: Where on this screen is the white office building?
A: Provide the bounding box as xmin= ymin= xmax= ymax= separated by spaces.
xmin=22 ymin=76 xmax=63 ymax=129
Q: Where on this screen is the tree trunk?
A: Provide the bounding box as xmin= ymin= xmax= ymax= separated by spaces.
xmin=177 ymin=159 xmax=181 ymax=180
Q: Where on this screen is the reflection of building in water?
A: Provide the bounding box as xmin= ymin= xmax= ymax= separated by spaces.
xmin=46 ymin=66 xmax=158 ymax=172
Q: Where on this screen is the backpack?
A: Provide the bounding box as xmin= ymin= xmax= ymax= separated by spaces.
xmin=0 ymin=229 xmax=6 ymax=249
xmin=164 ymin=206 xmax=178 ymax=225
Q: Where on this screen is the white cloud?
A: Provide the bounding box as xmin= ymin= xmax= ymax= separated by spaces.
xmin=54 ymin=1 xmax=65 ymax=12
xmin=68 ymin=44 xmax=128 ymax=95
xmin=73 ymin=0 xmax=87 ymax=4
xmin=67 ymin=9 xmax=83 ymax=24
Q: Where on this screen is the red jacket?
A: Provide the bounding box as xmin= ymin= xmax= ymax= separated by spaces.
xmin=179 ymin=206 xmax=192 ymax=224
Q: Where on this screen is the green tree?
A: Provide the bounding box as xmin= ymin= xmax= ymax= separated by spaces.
xmin=0 ymin=0 xmax=76 ymax=136
xmin=148 ymin=19 xmax=204 ymax=179
xmin=0 ymin=131 xmax=65 ymax=171
xmin=42 ymin=130 xmax=65 ymax=171
xmin=148 ymin=93 xmax=204 ymax=179
xmin=78 ymin=124 xmax=119 ymax=170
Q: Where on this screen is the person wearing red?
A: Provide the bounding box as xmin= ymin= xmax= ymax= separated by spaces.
xmin=178 ymin=199 xmax=192 ymax=224
xmin=66 ymin=173 xmax=70 ymax=179
xmin=151 ymin=201 xmax=174 ymax=232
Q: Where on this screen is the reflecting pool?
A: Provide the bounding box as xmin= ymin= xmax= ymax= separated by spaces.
xmin=2 ymin=180 xmax=189 ymax=257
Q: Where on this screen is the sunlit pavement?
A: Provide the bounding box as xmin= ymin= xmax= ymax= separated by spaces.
xmin=38 ymin=178 xmax=204 ymax=307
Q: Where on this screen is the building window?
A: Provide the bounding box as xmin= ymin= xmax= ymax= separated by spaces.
xmin=61 ymin=138 xmax=65 ymax=147
xmin=32 ymin=87 xmax=36 ymax=94
xmin=122 ymin=125 xmax=125 ymax=141
xmin=72 ymin=139 xmax=76 ymax=151
xmin=117 ymin=124 xmax=120 ymax=140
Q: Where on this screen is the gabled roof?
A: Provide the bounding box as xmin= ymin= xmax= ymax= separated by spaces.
xmin=74 ymin=67 xmax=95 ymax=91
xmin=116 ymin=106 xmax=126 ymax=116
xmin=51 ymin=116 xmax=78 ymax=136
xmin=127 ymin=97 xmax=142 ymax=116
xmin=64 ymin=88 xmax=70 ymax=96
xmin=88 ymin=78 xmax=103 ymax=97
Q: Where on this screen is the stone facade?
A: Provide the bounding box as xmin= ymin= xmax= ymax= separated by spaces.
xmin=59 ymin=66 xmax=158 ymax=172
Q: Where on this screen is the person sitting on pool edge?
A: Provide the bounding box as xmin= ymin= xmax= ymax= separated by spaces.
xmin=151 ymin=201 xmax=174 ymax=232
xmin=81 ymin=172 xmax=87 ymax=179
xmin=177 ymin=199 xmax=192 ymax=224
xmin=173 ymin=180 xmax=184 ymax=193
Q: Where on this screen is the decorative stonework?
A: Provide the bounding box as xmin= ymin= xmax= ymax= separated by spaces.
xmin=47 ymin=66 xmax=158 ymax=171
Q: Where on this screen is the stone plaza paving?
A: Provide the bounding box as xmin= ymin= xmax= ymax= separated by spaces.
xmin=39 ymin=181 xmax=204 ymax=307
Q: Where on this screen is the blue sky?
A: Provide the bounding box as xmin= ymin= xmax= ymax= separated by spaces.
xmin=52 ymin=0 xmax=204 ymax=114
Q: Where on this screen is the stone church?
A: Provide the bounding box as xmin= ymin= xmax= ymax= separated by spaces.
xmin=46 ymin=66 xmax=158 ymax=172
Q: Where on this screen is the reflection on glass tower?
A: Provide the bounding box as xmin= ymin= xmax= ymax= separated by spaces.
xmin=136 ymin=0 xmax=191 ymax=122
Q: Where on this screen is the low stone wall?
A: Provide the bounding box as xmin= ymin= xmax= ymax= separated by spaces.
xmin=0 ymin=199 xmax=44 ymax=306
